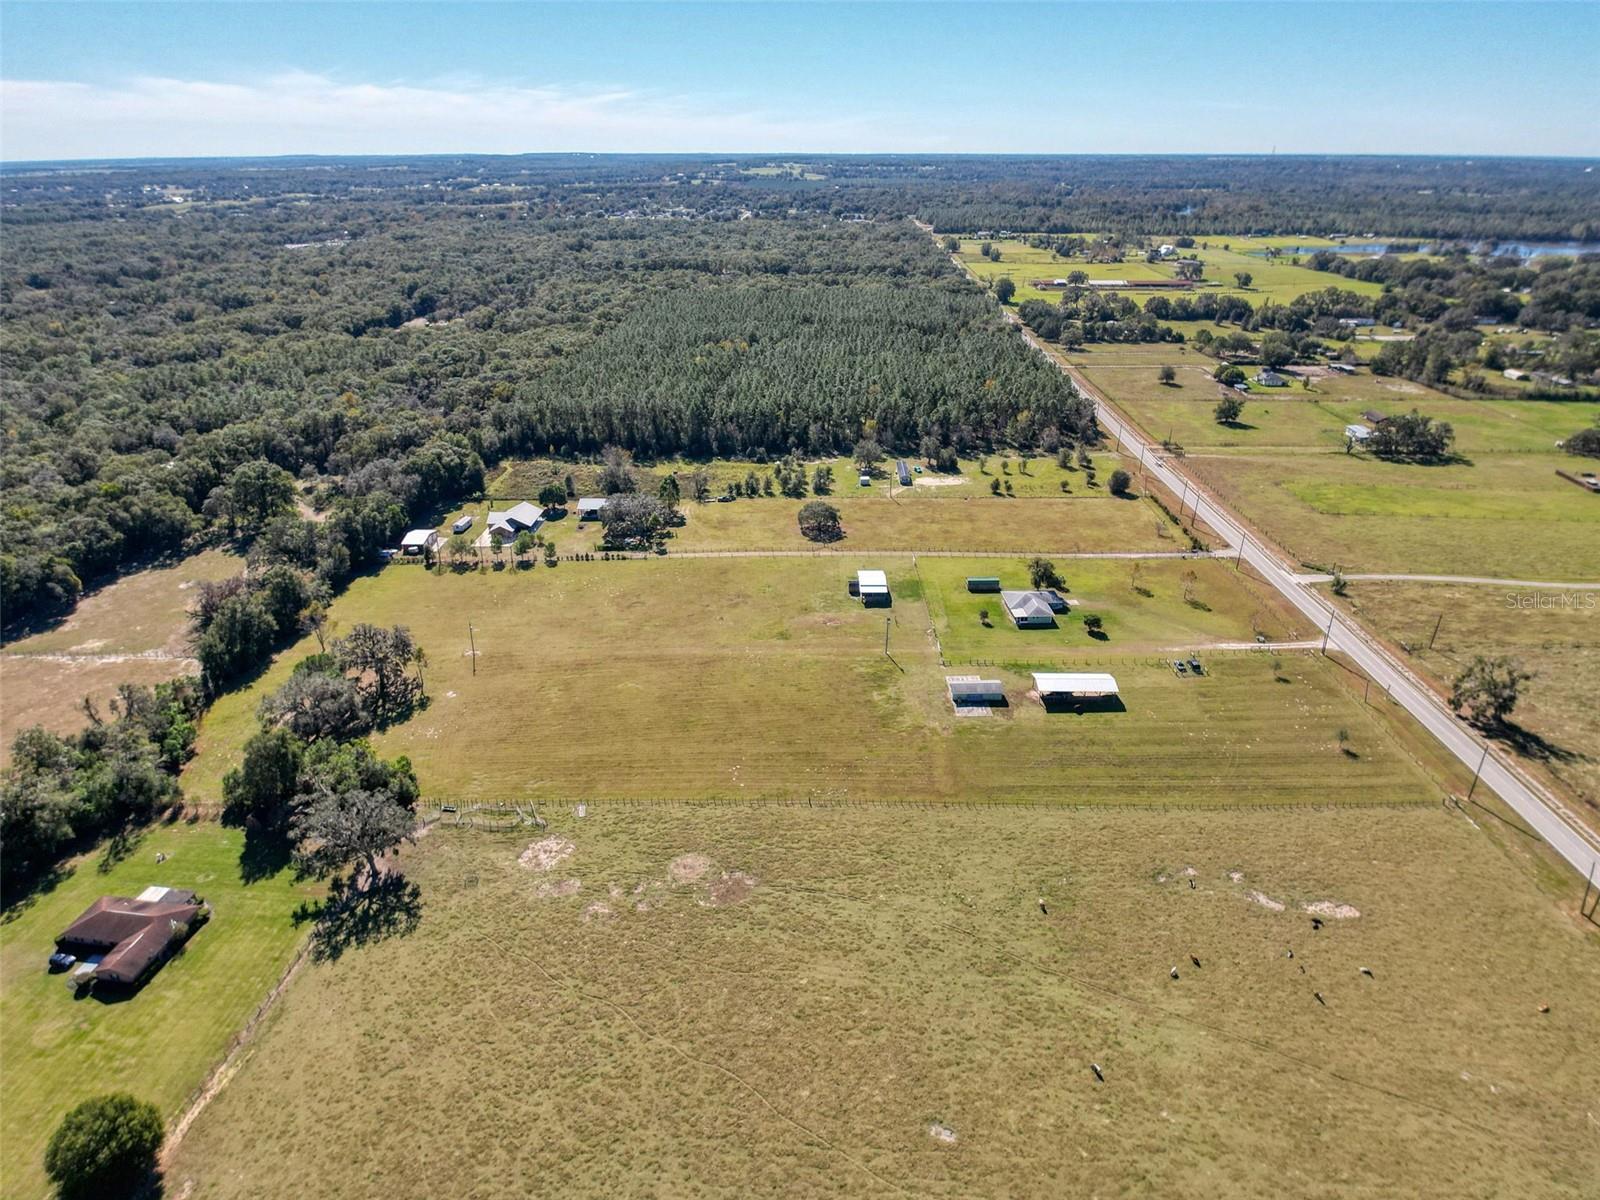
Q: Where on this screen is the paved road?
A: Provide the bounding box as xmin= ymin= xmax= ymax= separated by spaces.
xmin=1295 ymin=572 xmax=1600 ymax=590
xmin=935 ymin=230 xmax=1600 ymax=880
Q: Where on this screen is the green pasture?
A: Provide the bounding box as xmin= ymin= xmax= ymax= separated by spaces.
xmin=1077 ymin=354 xmax=1599 ymax=457
xmin=0 ymin=822 xmax=316 ymax=1200
xmin=951 ymin=235 xmax=1386 ymax=307
xmin=1185 ymin=451 xmax=1600 ymax=578
xmin=185 ymin=555 xmax=1441 ymax=810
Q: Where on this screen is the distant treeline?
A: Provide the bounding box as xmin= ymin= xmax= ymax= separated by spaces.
xmin=5 ymin=153 xmax=1596 ymax=240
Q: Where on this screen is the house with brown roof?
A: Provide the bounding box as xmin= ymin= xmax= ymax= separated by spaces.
xmin=54 ymin=886 xmax=207 ymax=989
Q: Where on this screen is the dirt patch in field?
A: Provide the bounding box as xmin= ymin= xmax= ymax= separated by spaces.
xmin=928 ymin=1122 xmax=958 ymax=1144
xmin=668 ymin=853 xmax=713 ymax=884
xmin=1246 ymin=890 xmax=1286 ymax=912
xmin=1303 ymin=900 xmax=1361 ymax=919
xmin=534 ymin=878 xmax=581 ymax=899
xmin=704 ymin=870 xmax=758 ymax=907
xmin=1228 ymin=870 xmax=1245 ymax=883
xmin=582 ymin=901 xmax=613 ymax=922
xmin=519 ymin=837 xmax=574 ymax=871
xmin=913 ymin=475 xmax=968 ymax=489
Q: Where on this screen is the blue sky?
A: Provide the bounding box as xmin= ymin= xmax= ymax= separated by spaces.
xmin=2 ymin=1 xmax=1596 ymax=160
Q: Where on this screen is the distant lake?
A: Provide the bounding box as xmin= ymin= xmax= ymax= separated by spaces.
xmin=1249 ymin=241 xmax=1595 ymax=259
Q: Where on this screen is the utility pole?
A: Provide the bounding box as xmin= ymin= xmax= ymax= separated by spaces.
xmin=883 ymin=616 xmax=891 ymax=657
xmin=1321 ymin=609 xmax=1336 ymax=654
xmin=1235 ymin=534 xmax=1248 ymax=568
xmin=1428 ymin=612 xmax=1444 ymax=651
xmin=1467 ymin=745 xmax=1489 ymax=800
xmin=468 ymin=622 xmax=477 ymax=676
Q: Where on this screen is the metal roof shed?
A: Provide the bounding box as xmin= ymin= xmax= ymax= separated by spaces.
xmin=948 ymin=677 xmax=1005 ymax=705
xmin=1033 ymin=672 xmax=1120 ymax=698
xmin=856 ymin=569 xmax=889 ymax=597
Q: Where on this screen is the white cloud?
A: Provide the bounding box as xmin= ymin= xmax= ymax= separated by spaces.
xmin=0 ymin=71 xmax=894 ymax=160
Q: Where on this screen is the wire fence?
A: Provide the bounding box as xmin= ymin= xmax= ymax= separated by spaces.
xmin=414 ymin=793 xmax=1440 ymax=820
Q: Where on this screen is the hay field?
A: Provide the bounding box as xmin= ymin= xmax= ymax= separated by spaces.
xmin=164 ymin=803 xmax=1600 ymax=1200
xmin=182 ymin=556 xmax=1441 ymax=809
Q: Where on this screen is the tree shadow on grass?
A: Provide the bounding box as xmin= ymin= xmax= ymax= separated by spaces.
xmin=237 ymin=825 xmax=294 ymax=885
xmin=1491 ymin=721 xmax=1586 ymax=768
xmin=296 ymin=872 xmax=422 ymax=964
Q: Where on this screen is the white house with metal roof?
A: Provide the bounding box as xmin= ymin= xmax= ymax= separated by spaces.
xmin=1001 ymin=590 xmax=1057 ymax=627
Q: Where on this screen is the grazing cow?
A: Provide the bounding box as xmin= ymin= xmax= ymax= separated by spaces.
xmin=1359 ymin=967 xmax=1374 ymax=978
xmin=1038 ymin=898 xmax=1049 ymax=915
xmin=1285 ymin=948 xmax=1294 ymax=959
xmin=1090 ymin=1063 xmax=1105 ymax=1082
xmin=1314 ymin=991 xmax=1326 ymax=1006
xmin=1190 ymin=955 xmax=1202 ymax=969
xmin=1170 ymin=966 xmax=1180 ymax=980
xmin=1311 ymin=916 xmax=1324 ymax=930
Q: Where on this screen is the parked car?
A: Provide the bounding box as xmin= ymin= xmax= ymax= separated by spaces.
xmin=48 ymin=951 xmax=76 ymax=971
xmin=1188 ymin=658 xmax=1204 ymax=675
xmin=1172 ymin=660 xmax=1188 ymax=675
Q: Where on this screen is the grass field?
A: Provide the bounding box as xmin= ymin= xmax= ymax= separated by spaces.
xmin=0 ymin=820 xmax=316 ymax=1200
xmin=1068 ymin=345 xmax=1600 ymax=578
xmin=0 ymin=548 xmax=242 ymax=764
xmin=165 ymin=803 xmax=1600 ymax=1200
xmin=1326 ymin=579 xmax=1600 ymax=814
xmin=182 ymin=555 xmax=1441 ymax=810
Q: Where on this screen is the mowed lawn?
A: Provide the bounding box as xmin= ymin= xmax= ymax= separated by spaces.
xmin=0 ymin=547 xmax=243 ymax=764
xmin=918 ymin=555 xmax=1310 ymax=661
xmin=1328 ymin=579 xmax=1600 ymax=815
xmin=184 ymin=556 xmax=1440 ymax=809
xmin=166 ymin=803 xmax=1600 ymax=1200
xmin=0 ymin=820 xmax=317 ymax=1200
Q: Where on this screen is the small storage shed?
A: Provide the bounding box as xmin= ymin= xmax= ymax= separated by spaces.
xmin=400 ymin=529 xmax=441 ymax=556
xmin=856 ymin=569 xmax=890 ymax=605
xmin=858 ymin=473 xmax=873 ymax=487
xmin=896 ymin=459 xmax=912 ymax=486
xmin=1344 ymin=423 xmax=1372 ymax=442
xmin=577 ymin=497 xmax=609 ymax=520
xmin=947 ymin=677 xmax=1005 ymax=706
xmin=967 ymin=577 xmax=1002 ymax=593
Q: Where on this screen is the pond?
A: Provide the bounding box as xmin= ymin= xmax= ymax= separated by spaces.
xmin=1248 ymin=240 xmax=1594 ymax=259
